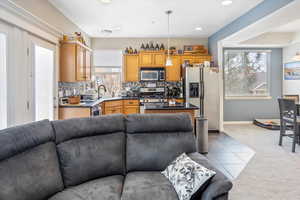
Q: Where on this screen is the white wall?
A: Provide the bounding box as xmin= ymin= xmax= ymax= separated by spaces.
xmin=283 ymin=42 xmax=300 ymax=95
xmin=11 ymin=0 xmax=90 ymax=45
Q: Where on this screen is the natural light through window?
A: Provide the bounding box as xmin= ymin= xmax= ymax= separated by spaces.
xmin=0 ymin=33 xmax=7 ymax=130
xmin=93 ymin=50 xmax=122 ymax=97
xmin=34 ymin=45 xmax=54 ymax=121
xmin=224 ymin=50 xmax=271 ymax=98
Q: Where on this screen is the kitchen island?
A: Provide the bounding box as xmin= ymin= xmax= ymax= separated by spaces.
xmin=142 ymin=103 xmax=199 ymax=122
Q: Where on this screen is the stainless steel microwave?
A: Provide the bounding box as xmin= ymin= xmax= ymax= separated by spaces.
xmin=140 ymin=68 xmax=165 ymax=81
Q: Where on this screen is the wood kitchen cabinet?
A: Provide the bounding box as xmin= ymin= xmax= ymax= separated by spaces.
xmin=181 ymin=55 xmax=212 ymax=65
xmin=101 ymin=99 xmax=139 ymax=115
xmin=166 ymin=56 xmax=181 ymax=82
xmin=59 ymin=107 xmax=91 ymax=120
xmin=123 ymin=99 xmax=140 ymax=115
xmin=139 ymin=51 xmax=166 ymax=67
xmin=123 ymin=55 xmax=139 ymax=82
xmin=60 ymin=41 xmax=92 ymax=82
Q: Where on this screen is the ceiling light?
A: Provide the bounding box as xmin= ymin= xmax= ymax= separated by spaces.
xmin=100 ymin=0 xmax=112 ymax=4
xmin=195 ymin=27 xmax=203 ymax=31
xmin=222 ymin=0 xmax=233 ymax=6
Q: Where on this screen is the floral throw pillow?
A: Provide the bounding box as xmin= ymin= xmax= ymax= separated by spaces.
xmin=161 ymin=153 xmax=216 ymax=200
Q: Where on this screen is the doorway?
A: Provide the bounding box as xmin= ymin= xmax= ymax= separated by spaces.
xmin=30 ymin=36 xmax=56 ymax=121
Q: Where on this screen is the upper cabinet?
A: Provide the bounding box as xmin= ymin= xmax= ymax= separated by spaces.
xmin=123 ymin=54 xmax=139 ymax=82
xmin=139 ymin=51 xmax=166 ymax=67
xmin=123 ymin=50 xmax=212 ymax=82
xmin=181 ymin=55 xmax=212 ymax=65
xmin=166 ymin=56 xmax=181 ymax=82
xmin=60 ymin=41 xmax=92 ymax=82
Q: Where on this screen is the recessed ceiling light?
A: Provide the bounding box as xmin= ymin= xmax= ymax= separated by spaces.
xmin=100 ymin=0 xmax=112 ymax=4
xmin=195 ymin=27 xmax=203 ymax=31
xmin=222 ymin=0 xmax=233 ymax=6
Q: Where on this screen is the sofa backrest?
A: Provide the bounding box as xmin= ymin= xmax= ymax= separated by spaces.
xmin=51 ymin=114 xmax=125 ymax=187
xmin=125 ymin=113 xmax=196 ymax=172
xmin=0 ymin=120 xmax=64 ymax=200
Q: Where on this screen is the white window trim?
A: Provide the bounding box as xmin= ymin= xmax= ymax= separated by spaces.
xmin=224 ymin=49 xmax=272 ymax=100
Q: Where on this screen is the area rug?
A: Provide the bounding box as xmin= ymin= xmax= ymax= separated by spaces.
xmin=224 ymin=124 xmax=300 ymax=200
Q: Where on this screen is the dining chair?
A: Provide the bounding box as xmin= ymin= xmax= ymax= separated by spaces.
xmin=278 ymin=98 xmax=300 ymax=153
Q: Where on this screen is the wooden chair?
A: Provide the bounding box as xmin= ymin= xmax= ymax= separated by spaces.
xmin=278 ymin=98 xmax=300 ymax=152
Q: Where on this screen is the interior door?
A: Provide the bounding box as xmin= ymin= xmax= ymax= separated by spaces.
xmin=30 ymin=36 xmax=56 ymax=121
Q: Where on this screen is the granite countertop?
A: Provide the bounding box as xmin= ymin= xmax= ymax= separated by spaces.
xmin=59 ymin=96 xmax=139 ymax=108
xmin=143 ymin=103 xmax=199 ymax=110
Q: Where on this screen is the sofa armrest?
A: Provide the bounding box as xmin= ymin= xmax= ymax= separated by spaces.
xmin=188 ymin=152 xmax=233 ymax=200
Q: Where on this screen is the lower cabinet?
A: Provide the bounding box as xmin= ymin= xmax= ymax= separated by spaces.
xmin=59 ymin=107 xmax=91 ymax=120
xmin=105 ymin=106 xmax=123 ymax=114
xmin=102 ymin=99 xmax=140 ymax=115
xmin=124 ymin=106 xmax=140 ymax=115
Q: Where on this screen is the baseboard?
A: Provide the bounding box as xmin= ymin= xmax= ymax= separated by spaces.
xmin=223 ymin=121 xmax=253 ymax=125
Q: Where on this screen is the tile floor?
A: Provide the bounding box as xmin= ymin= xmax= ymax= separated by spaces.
xmin=204 ymin=132 xmax=255 ymax=180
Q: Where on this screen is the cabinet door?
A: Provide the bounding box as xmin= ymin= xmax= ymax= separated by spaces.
xmin=124 ymin=106 xmax=140 ymax=115
xmin=123 ymin=55 xmax=139 ymax=82
xmin=153 ymin=53 xmax=166 ymax=66
xmin=166 ymin=56 xmax=181 ymax=81
xmin=139 ymin=53 xmax=153 ymax=66
xmin=105 ymin=106 xmax=123 ymax=115
xmin=85 ymin=50 xmax=91 ymax=81
xmin=181 ymin=56 xmax=194 ymax=65
xmin=60 ymin=43 xmax=76 ymax=82
xmin=76 ymin=45 xmax=85 ymax=81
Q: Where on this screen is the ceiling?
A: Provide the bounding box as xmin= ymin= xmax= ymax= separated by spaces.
xmin=48 ymin=0 xmax=263 ymax=38
xmin=272 ymin=19 xmax=300 ymax=33
xmin=221 ymin=1 xmax=300 ymax=48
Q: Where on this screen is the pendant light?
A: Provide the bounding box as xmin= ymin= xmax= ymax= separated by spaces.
xmin=165 ymin=10 xmax=173 ymax=66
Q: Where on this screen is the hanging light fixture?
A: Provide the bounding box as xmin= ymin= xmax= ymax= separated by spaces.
xmin=165 ymin=10 xmax=173 ymax=66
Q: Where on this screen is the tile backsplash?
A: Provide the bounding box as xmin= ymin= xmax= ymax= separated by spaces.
xmin=58 ymin=82 xmax=95 ymax=97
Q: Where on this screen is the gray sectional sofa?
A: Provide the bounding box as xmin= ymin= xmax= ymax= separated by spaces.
xmin=0 ymin=113 xmax=232 ymax=200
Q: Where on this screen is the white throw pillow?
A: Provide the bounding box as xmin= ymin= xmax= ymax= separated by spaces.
xmin=161 ymin=153 xmax=216 ymax=200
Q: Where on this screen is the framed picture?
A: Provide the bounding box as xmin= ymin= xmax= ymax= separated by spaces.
xmin=284 ymin=61 xmax=300 ymax=80
xmin=184 ymin=45 xmax=193 ymax=51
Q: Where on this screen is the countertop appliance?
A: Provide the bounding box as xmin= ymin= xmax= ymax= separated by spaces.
xmin=184 ymin=64 xmax=220 ymax=131
xmin=140 ymin=68 xmax=165 ymax=81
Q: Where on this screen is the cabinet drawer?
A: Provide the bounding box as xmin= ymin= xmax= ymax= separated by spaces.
xmin=105 ymin=106 xmax=123 ymax=114
xmin=123 ymin=99 xmax=139 ymax=106
xmin=124 ymin=106 xmax=140 ymax=115
xmin=104 ymin=100 xmax=123 ymax=108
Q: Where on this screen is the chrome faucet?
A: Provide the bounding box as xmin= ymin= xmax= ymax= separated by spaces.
xmin=97 ymin=84 xmax=107 ymax=99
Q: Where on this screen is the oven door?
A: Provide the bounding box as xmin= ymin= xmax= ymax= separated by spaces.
xmin=140 ymin=70 xmax=159 ymax=81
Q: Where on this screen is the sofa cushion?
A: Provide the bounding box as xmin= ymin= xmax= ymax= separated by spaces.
xmin=187 ymin=153 xmax=233 ymax=200
xmin=57 ymin=132 xmax=125 ymax=187
xmin=52 ymin=114 xmax=125 ymax=144
xmin=0 ymin=142 xmax=64 ymax=200
xmin=126 ymin=113 xmax=193 ymax=133
xmin=126 ymin=114 xmax=196 ymax=172
xmin=49 ymin=175 xmax=123 ymax=200
xmin=122 ymin=171 xmax=179 ymax=200
xmin=0 ymin=119 xmax=54 ymax=161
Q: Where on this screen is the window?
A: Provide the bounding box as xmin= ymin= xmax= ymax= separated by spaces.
xmin=0 ymin=33 xmax=7 ymax=129
xmin=224 ymin=50 xmax=271 ymax=98
xmin=93 ymin=50 xmax=122 ymax=97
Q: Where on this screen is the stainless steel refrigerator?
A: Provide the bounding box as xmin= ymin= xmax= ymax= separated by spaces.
xmin=184 ymin=64 xmax=220 ymax=131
